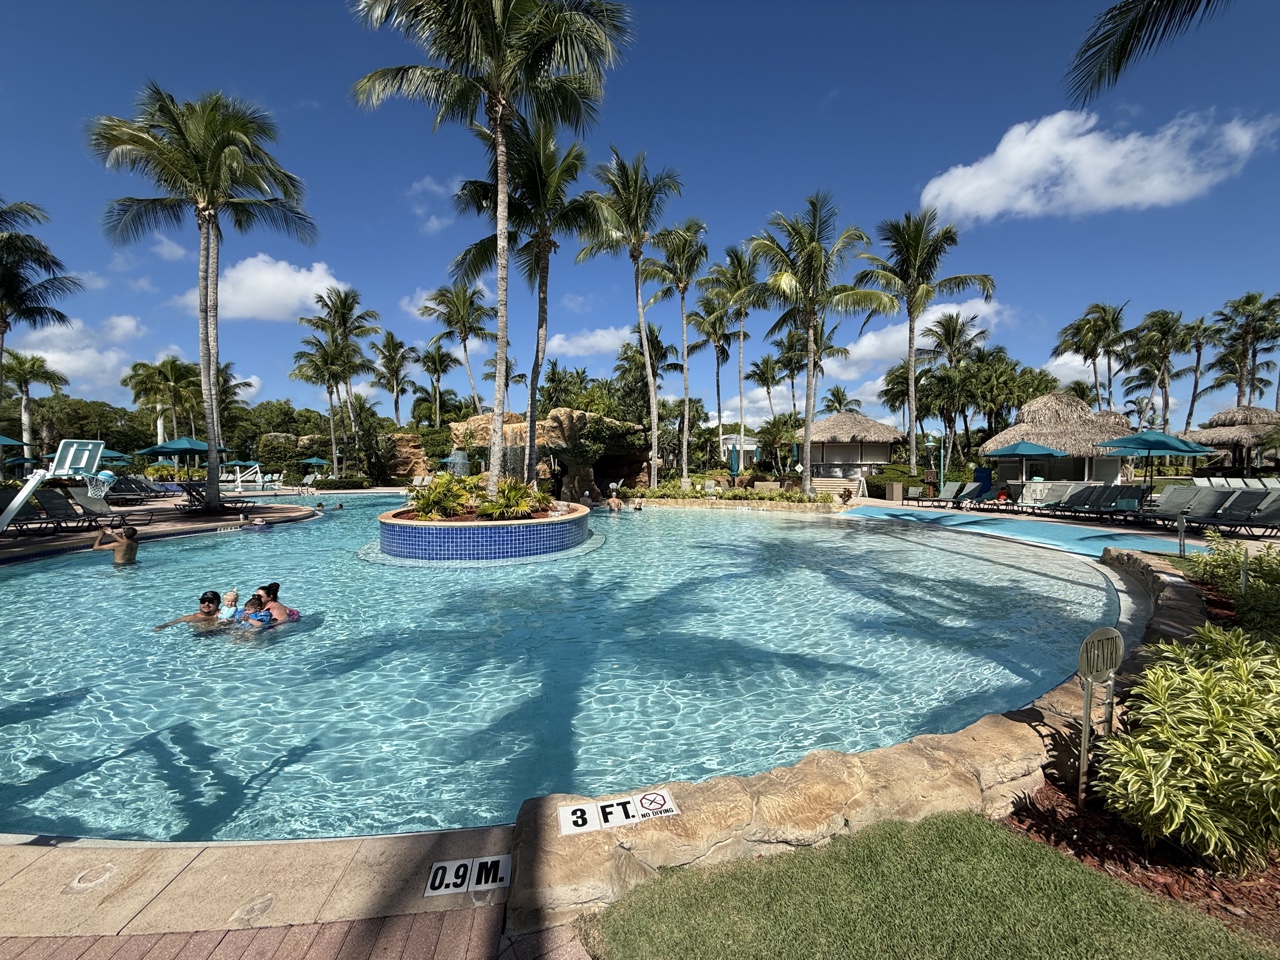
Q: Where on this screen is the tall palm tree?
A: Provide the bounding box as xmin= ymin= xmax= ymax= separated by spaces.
xmin=370 ymin=331 xmax=419 ymax=427
xmin=2 ymin=350 xmax=68 ymax=458
xmin=1212 ymin=292 xmax=1280 ymax=407
xmin=301 ymin=286 xmax=381 ymax=441
xmin=878 ymin=358 xmax=927 ymax=435
xmin=746 ymin=354 xmax=784 ymax=420
xmin=820 ymin=385 xmax=860 ymax=415
xmin=753 ymin=192 xmax=897 ymax=491
xmin=577 ymin=148 xmax=682 ymax=486
xmin=1179 ymin=315 xmax=1221 ymax=430
xmin=0 ymin=198 xmax=81 ymax=415
xmin=291 ymin=333 xmax=352 ymax=470
xmin=91 ymin=82 xmax=315 ymax=508
xmin=689 ymin=304 xmax=732 ymax=451
xmin=417 ymin=343 xmax=462 ymax=428
xmin=1051 ymin=303 xmax=1121 ymax=413
xmin=644 ymin=218 xmax=707 ymax=485
xmin=353 ymin=0 xmax=629 ymax=496
xmin=453 ymin=117 xmax=594 ymax=481
xmin=771 ymin=330 xmax=808 ymax=415
xmin=855 ymin=207 xmax=992 ymax=477
xmin=121 ymin=356 xmax=201 ymax=444
xmin=419 ymin=281 xmax=497 ymax=415
xmin=1125 ymin=308 xmax=1188 ymax=433
xmin=483 ymin=353 xmax=528 ymax=409
xmin=700 ymin=245 xmax=765 ymax=479
xmin=919 ymin=312 xmax=988 ymax=368
xmin=1068 ymin=0 xmax=1234 ymax=105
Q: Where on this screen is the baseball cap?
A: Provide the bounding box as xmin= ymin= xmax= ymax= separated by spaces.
xmin=199 ymin=590 xmax=221 ymax=605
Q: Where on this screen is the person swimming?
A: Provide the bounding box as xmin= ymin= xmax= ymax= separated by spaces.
xmin=155 ymin=591 xmax=222 ymax=631
xmin=229 ymin=595 xmax=274 ymax=630
xmin=253 ymin=582 xmax=300 ymax=624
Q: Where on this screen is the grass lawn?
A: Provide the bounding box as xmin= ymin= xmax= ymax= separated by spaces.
xmin=580 ymin=813 xmax=1276 ymax=960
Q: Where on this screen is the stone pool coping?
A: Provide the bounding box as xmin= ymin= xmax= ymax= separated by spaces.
xmin=0 ymin=509 xmax=1203 ymax=941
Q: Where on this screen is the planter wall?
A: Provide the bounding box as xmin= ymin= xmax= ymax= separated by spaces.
xmin=378 ymin=504 xmax=590 ymax=561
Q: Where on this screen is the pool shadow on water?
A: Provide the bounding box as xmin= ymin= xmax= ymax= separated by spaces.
xmin=0 ymin=687 xmax=91 ymax=728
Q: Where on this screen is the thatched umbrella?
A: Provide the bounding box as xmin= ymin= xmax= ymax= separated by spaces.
xmin=979 ymin=394 xmax=1132 ymax=461
xmin=1182 ymin=406 xmax=1280 ymax=470
xmin=808 ymin=411 xmax=904 ymax=444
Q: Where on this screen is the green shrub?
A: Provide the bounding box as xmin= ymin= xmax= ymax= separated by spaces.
xmin=1186 ymin=531 xmax=1280 ymax=636
xmin=313 ymin=477 xmax=371 ymax=491
xmin=1095 ymin=623 xmax=1280 ymax=872
xmin=476 ymin=477 xmax=538 ymax=520
xmin=408 ymin=474 xmax=469 ymax=519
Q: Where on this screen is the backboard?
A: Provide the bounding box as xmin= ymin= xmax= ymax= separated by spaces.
xmin=50 ymin=439 xmax=105 ymax=477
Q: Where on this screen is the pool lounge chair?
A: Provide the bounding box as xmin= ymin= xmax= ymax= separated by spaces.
xmin=1035 ymin=484 xmax=1101 ymax=517
xmin=950 ymin=482 xmax=983 ymax=508
xmin=1234 ymin=493 xmax=1280 ymax=537
xmin=0 ymin=490 xmax=61 ymax=535
xmin=68 ymin=486 xmax=155 ymax=528
xmin=983 ymin=482 xmax=1025 ymax=512
xmin=297 ymin=473 xmax=317 ymax=494
xmin=1191 ymin=476 xmax=1211 ymax=487
xmin=917 ymin=481 xmax=961 ymax=507
xmin=1195 ymin=489 xmax=1273 ymax=536
xmin=31 ymin=489 xmax=100 ymax=532
xmin=1163 ymin=488 xmax=1237 ymax=530
xmin=1136 ymin=485 xmax=1201 ymax=526
xmin=902 ymin=485 xmax=925 ymax=505
xmin=175 ymin=482 xmax=255 ymax=515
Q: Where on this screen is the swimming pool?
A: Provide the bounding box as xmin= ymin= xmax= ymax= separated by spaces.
xmin=0 ymin=497 xmax=1117 ymax=841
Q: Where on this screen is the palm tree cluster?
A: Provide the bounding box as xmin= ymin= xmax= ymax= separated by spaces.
xmin=1051 ymin=292 xmax=1280 ymax=434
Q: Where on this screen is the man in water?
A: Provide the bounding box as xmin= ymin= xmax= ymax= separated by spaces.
xmin=92 ymin=526 xmax=139 ymax=565
xmin=154 ymin=591 xmax=223 ymax=631
xmin=606 ymin=493 xmax=623 ymax=512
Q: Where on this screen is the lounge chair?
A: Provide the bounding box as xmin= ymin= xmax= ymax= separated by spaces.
xmin=1015 ymin=481 xmax=1072 ymax=514
xmin=298 ymin=473 xmax=317 ymax=494
xmin=1224 ymin=477 xmax=1247 ymax=489
xmin=1208 ymin=476 xmax=1230 ymax=488
xmin=985 ymin=482 xmax=1025 ymax=512
xmin=1191 ymin=476 xmax=1211 ymax=487
xmin=1243 ymin=478 xmax=1265 ymax=488
xmin=1034 ymin=484 xmax=1100 ymax=517
xmin=1195 ymin=489 xmax=1272 ymax=536
xmin=1073 ymin=484 xmax=1147 ymax=521
xmin=1136 ymin=485 xmax=1201 ymax=526
xmin=176 ymin=482 xmax=255 ymax=515
xmin=0 ymin=490 xmax=60 ymax=535
xmin=68 ymin=486 xmax=155 ymax=528
xmin=1235 ymin=493 xmax=1280 ymax=537
xmin=917 ymin=481 xmax=960 ymax=507
xmin=902 ymin=485 xmax=925 ymax=505
xmin=1261 ymin=477 xmax=1280 ymax=490
xmin=31 ymin=489 xmax=100 ymax=532
xmin=1162 ymin=488 xmax=1236 ymax=530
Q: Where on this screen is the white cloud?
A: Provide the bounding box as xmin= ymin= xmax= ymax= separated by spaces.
xmin=12 ymin=319 xmax=129 ymax=396
xmin=129 ymin=277 xmax=158 ymax=293
xmin=79 ymin=271 xmax=109 ymax=290
xmin=400 ymin=288 xmax=430 ymax=318
xmin=409 ymin=174 xmax=461 ymax=198
xmin=151 ymin=233 xmax=188 ymax=261
xmin=101 ymin=314 xmax=146 ymax=343
xmin=108 ymin=252 xmax=138 ymax=273
xmin=172 ymin=254 xmax=345 ymax=321
xmin=407 ymin=173 xmax=462 ymax=236
xmin=237 ymin=375 xmax=263 ymax=402
xmin=547 ymin=326 xmax=632 ymax=357
xmin=420 ymin=214 xmax=453 ymax=236
xmin=922 ymin=110 xmax=1279 ymax=223
xmin=560 ymin=292 xmax=597 ymax=315
xmin=154 ymin=344 xmax=187 ymax=362
xmin=1042 ymin=354 xmax=1094 ymax=386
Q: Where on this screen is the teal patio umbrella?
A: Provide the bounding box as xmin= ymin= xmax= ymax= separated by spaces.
xmin=1097 ymin=431 xmax=1215 ymax=488
xmin=0 ymin=434 xmax=23 ymax=446
xmin=299 ymin=457 xmax=331 ymax=466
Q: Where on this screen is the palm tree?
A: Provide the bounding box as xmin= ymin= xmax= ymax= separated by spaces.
xmin=577 ymin=148 xmax=682 ymax=486
xmin=291 ymin=333 xmax=352 ymax=470
xmin=417 ymin=343 xmax=462 ymax=428
xmin=1125 ymin=308 xmax=1188 ymax=433
xmin=0 ymin=199 xmax=81 ymax=422
xmin=855 ymin=207 xmax=993 ymax=477
xmin=353 ymin=0 xmax=628 ymax=496
xmin=688 ymin=302 xmax=732 ymax=450
xmin=419 ymin=281 xmax=497 ymax=415
xmin=700 ymin=245 xmax=765 ymax=480
xmin=821 ymin=385 xmax=861 ymax=415
xmin=2 ymin=350 xmax=68 ymax=458
xmin=1051 ymin=302 xmax=1127 ymax=413
xmin=771 ymin=330 xmax=808 ymax=415
xmin=753 ymin=192 xmax=897 ymax=491
xmin=644 ymin=218 xmax=707 ymax=486
xmin=1062 ymin=379 xmax=1100 ymax=406
xmin=1068 ymin=0 xmax=1233 ymax=105
xmin=919 ymin=312 xmax=989 ymax=368
xmin=878 ymin=358 xmax=923 ymax=435
xmin=1212 ymin=292 xmax=1280 ymax=407
xmin=1179 ymin=316 xmax=1222 ymax=431
xmin=746 ymin=354 xmax=784 ymax=420
xmin=453 ymin=117 xmax=594 ymax=481
xmin=91 ymin=82 xmax=315 ymax=508
xmin=370 ymin=331 xmax=419 ymax=427
xmin=121 ymin=356 xmax=201 ymax=444
xmin=301 ymin=286 xmax=381 ymax=441
xmin=483 ymin=353 xmax=528 ymax=407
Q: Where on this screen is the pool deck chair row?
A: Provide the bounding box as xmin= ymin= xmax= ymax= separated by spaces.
xmin=1144 ymin=486 xmax=1280 ymax=537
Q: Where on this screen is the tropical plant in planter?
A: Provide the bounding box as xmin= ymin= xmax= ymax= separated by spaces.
xmin=408 ymin=474 xmax=469 ymax=519
xmin=476 ymin=477 xmax=541 ymax=520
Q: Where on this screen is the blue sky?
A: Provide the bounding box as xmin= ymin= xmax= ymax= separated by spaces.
xmin=4 ymin=1 xmax=1279 ymax=430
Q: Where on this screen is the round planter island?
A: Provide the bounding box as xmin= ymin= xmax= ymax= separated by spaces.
xmin=378 ymin=502 xmax=591 ymax=562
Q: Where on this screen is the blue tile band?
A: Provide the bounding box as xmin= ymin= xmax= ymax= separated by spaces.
xmin=378 ymin=505 xmax=591 ymax=561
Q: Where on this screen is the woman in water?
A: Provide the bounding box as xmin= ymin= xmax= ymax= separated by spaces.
xmin=253 ymin=582 xmax=300 ymax=624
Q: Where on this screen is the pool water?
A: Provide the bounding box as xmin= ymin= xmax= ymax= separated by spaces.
xmin=0 ymin=497 xmax=1117 ymax=841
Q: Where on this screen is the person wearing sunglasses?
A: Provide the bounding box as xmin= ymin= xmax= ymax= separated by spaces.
xmin=154 ymin=590 xmax=224 ymax=631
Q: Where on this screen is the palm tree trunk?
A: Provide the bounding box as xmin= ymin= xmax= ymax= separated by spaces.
xmin=196 ymin=217 xmax=220 ymax=509
xmin=632 ymin=257 xmax=659 ymax=487
xmin=790 ymin=376 xmax=797 ymax=415
xmin=207 ymin=222 xmax=224 ymax=457
xmin=906 ymin=306 xmax=919 ymax=475
xmin=526 ymin=247 xmax=551 ymax=484
xmin=434 ymin=376 xmax=443 ymax=429
xmin=802 ymin=316 xmax=817 ymax=493
xmin=765 ymin=385 xmax=775 ymax=420
xmin=680 ymin=288 xmax=690 ymax=486
xmin=20 ymin=389 xmax=33 ymax=460
xmin=327 ymin=386 xmax=340 ymax=470
xmin=737 ymin=314 xmax=746 ymax=477
xmin=462 ymin=340 xmax=482 ymax=415
xmin=487 ymin=116 xmax=511 ymax=497
xmin=0 ymin=324 xmax=6 ymax=482
xmin=1092 ymin=360 xmax=1103 ymax=413
xmin=714 ymin=360 xmax=723 ymax=454
xmin=1184 ymin=350 xmax=1203 ymax=431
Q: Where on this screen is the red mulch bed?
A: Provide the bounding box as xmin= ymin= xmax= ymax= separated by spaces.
xmin=1002 ymin=572 xmax=1280 ymax=945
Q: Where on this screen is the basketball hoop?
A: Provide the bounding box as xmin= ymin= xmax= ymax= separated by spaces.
xmin=85 ymin=471 xmax=117 ymax=499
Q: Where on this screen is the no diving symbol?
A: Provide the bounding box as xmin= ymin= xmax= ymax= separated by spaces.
xmin=639 ymin=792 xmax=667 ymax=811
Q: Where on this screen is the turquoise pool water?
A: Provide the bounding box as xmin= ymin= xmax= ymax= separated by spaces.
xmin=0 ymin=497 xmax=1117 ymax=841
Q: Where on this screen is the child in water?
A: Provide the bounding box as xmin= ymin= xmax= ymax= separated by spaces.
xmin=228 ymin=595 xmax=274 ymax=630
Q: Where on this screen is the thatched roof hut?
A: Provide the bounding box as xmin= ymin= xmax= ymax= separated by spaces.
xmin=1182 ymin=405 xmax=1280 ymax=450
xmin=979 ymin=393 xmax=1132 ymax=459
xmin=808 ymin=411 xmax=904 ymax=444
